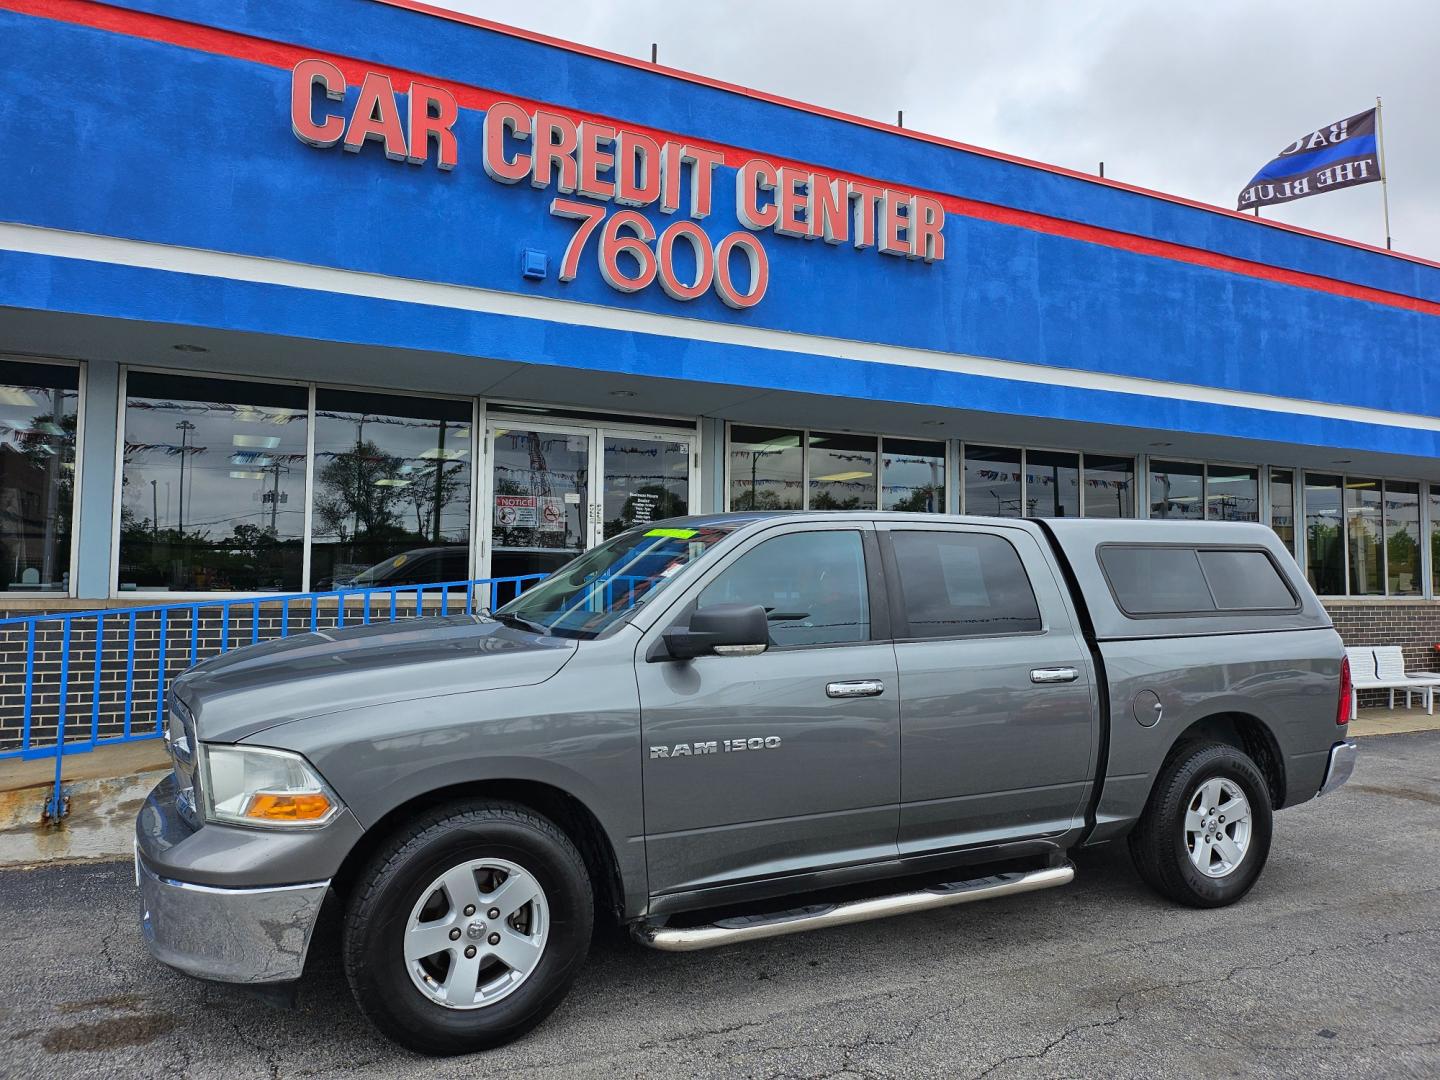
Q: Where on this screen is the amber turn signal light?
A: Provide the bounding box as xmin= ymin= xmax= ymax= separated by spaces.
xmin=243 ymin=792 xmax=333 ymax=822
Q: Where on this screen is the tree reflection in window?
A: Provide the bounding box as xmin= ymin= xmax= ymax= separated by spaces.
xmin=310 ymin=390 xmax=472 ymax=589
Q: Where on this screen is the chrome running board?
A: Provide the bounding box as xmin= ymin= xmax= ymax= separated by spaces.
xmin=633 ymin=863 xmax=1074 ymax=952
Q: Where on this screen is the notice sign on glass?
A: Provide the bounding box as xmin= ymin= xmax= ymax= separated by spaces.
xmin=495 ymin=494 xmax=538 ymax=527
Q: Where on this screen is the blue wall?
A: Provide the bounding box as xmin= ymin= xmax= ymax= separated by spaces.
xmin=0 ymin=1 xmax=1437 ymax=447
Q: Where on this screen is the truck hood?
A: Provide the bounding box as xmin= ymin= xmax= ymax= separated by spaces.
xmin=173 ymin=615 xmax=576 ymax=743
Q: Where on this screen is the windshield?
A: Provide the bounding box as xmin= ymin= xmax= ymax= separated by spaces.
xmin=493 ymin=524 xmax=739 ymax=639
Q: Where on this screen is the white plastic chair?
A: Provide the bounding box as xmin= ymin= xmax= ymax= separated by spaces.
xmin=1345 ymin=646 xmax=1419 ymax=719
xmin=1374 ymin=646 xmax=1440 ymax=715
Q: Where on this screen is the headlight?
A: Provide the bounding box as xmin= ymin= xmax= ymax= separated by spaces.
xmin=200 ymin=744 xmax=342 ymax=828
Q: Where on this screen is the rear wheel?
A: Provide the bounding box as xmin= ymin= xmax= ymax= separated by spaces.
xmin=1129 ymin=741 xmax=1273 ymax=908
xmin=343 ymin=801 xmax=593 ymax=1055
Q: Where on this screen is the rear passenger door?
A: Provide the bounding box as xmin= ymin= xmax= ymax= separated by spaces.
xmin=878 ymin=523 xmax=1098 ymax=854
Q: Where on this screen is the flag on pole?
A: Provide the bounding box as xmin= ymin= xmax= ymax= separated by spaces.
xmin=1237 ymin=109 xmax=1382 ymax=211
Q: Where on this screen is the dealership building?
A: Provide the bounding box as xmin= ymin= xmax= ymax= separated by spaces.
xmin=2 ymin=0 xmax=1440 ymax=663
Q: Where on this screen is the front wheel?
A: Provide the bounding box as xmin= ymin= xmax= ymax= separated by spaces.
xmin=1128 ymin=741 xmax=1274 ymax=908
xmin=343 ymin=801 xmax=594 ymax=1055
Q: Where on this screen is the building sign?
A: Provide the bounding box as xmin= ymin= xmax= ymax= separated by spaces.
xmin=289 ymin=60 xmax=945 ymax=309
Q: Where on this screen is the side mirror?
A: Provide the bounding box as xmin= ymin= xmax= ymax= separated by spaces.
xmin=662 ymin=603 xmax=769 ymax=660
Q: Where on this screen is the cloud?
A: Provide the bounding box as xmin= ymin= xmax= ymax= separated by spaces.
xmin=428 ymin=0 xmax=1438 ymax=259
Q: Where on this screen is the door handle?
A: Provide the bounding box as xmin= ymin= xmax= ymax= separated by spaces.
xmin=826 ymin=679 xmax=885 ymax=698
xmin=1030 ymin=667 xmax=1079 ymax=684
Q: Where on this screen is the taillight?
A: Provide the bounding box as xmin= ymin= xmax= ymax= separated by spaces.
xmin=1337 ymin=655 xmax=1352 ymax=726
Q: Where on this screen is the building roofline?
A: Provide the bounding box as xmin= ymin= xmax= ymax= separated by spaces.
xmin=373 ymin=0 xmax=1438 ymax=272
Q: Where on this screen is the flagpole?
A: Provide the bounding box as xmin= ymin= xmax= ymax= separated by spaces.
xmin=1376 ymin=95 xmax=1392 ymax=250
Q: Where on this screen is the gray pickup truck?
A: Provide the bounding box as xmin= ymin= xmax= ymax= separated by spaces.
xmin=135 ymin=512 xmax=1357 ymax=1055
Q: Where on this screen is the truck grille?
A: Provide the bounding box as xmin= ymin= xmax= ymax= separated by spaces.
xmin=166 ymin=698 xmax=203 ymax=828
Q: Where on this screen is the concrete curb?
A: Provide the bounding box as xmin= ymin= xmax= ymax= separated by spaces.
xmin=0 ymin=770 xmax=165 ymax=867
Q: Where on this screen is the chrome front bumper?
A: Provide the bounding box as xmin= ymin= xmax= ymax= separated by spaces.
xmin=1317 ymin=739 xmax=1359 ymax=798
xmin=137 ymin=850 xmax=329 ymax=984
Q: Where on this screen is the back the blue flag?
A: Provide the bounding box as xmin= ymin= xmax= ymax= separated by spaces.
xmin=1237 ymin=109 xmax=1381 ymax=210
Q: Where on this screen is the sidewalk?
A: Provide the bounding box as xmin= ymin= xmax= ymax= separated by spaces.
xmin=1348 ymin=707 xmax=1440 ymax=738
xmin=0 ymin=739 xmax=169 ymax=867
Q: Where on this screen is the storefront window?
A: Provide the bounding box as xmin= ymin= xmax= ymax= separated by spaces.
xmin=119 ymin=373 xmax=308 ymax=592
xmin=1384 ymin=480 xmax=1421 ymax=596
xmin=1026 ymin=450 xmax=1079 ymax=518
xmin=728 ymin=426 xmax=802 ymax=510
xmin=1344 ymin=478 xmax=1383 ymax=596
xmin=1269 ymin=469 xmax=1296 ymax=553
xmin=0 ymin=359 xmax=79 ymax=592
xmin=963 ymin=445 xmax=1021 ymax=517
xmin=1082 ymin=456 xmax=1134 ymax=518
xmin=311 ymin=389 xmax=471 ymax=589
xmin=1149 ymin=460 xmax=1204 ymax=520
xmin=881 ymin=438 xmax=945 ymax=512
xmin=1431 ymin=486 xmax=1440 ymax=597
xmin=1304 ymin=473 xmax=1344 ymax=595
xmin=1206 ymin=464 xmax=1259 ymax=522
xmin=808 ymin=432 xmax=877 ymax=510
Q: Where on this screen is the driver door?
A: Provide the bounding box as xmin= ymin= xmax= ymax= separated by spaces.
xmin=634 ymin=522 xmax=900 ymax=899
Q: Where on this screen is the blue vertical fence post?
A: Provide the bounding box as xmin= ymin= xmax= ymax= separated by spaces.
xmin=123 ymin=611 xmax=136 ymax=738
xmin=154 ymin=608 xmax=168 ymax=736
xmin=21 ymin=621 xmax=35 ymax=753
xmin=48 ymin=616 xmax=73 ymax=819
xmin=90 ymin=614 xmax=104 ymax=746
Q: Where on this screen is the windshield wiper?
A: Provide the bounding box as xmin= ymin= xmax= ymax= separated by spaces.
xmin=487 ymin=610 xmax=551 ymax=636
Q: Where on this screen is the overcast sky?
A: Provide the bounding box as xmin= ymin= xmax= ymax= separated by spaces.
xmin=425 ymin=0 xmax=1438 ymax=261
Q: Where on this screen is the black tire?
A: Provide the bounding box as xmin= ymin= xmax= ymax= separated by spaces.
xmin=1128 ymin=741 xmax=1274 ymax=908
xmin=343 ymin=800 xmax=593 ymax=1056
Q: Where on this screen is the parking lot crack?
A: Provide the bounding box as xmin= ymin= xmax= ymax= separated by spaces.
xmin=962 ymin=925 xmax=1440 ymax=1079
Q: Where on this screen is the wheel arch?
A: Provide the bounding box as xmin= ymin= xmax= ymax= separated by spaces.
xmin=330 ymin=778 xmax=629 ymax=923
xmin=1162 ymin=711 xmax=1286 ymax=809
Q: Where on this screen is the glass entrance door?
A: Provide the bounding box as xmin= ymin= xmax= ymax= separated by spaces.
xmin=485 ymin=421 xmax=696 ymax=584
xmin=601 ymin=435 xmax=693 ymax=539
xmin=487 ymin=425 xmax=591 ymax=581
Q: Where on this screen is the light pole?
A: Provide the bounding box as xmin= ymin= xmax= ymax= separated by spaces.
xmin=150 ymin=479 xmax=159 ymax=544
xmin=175 ymin=420 xmax=196 ymax=535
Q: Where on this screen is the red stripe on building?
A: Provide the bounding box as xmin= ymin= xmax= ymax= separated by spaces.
xmin=4 ymin=0 xmax=1438 ymax=319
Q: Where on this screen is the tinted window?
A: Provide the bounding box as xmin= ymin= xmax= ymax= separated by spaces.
xmin=1149 ymin=460 xmax=1204 ymax=520
xmin=890 ymin=531 xmax=1041 ymax=638
xmin=119 ymin=372 xmax=308 ymax=592
xmin=964 ymin=445 xmax=1021 ymax=517
xmin=1100 ymin=547 xmax=1217 ymax=614
xmin=1198 ymin=550 xmax=1296 ymax=610
xmin=0 ymin=360 xmax=79 ymax=592
xmin=698 ymin=531 xmax=869 ymax=647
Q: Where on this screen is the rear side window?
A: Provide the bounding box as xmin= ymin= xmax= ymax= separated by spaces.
xmin=1198 ymin=549 xmax=1297 ymax=610
xmin=1099 ymin=545 xmax=1296 ymax=616
xmin=890 ymin=531 xmax=1041 ymax=638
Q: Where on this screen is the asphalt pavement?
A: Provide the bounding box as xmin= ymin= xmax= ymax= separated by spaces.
xmin=2 ymin=731 xmax=1438 ymax=1079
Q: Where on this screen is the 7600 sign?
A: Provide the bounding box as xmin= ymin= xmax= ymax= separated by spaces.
xmin=550 ymin=198 xmax=768 ymax=309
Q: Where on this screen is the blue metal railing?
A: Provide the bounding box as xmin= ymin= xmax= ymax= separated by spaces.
xmin=0 ymin=574 xmax=544 ymax=819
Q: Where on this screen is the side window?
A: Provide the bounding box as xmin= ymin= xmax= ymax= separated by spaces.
xmin=1198 ymin=549 xmax=1297 ymax=610
xmin=1098 ymin=545 xmax=1299 ymax=616
xmin=1099 ymin=547 xmax=1216 ymax=615
xmin=697 ymin=531 xmax=870 ymax=647
xmin=889 ymin=530 xmax=1042 ymax=638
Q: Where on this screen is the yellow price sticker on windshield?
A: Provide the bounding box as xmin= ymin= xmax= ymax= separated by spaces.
xmin=644 ymin=528 xmax=697 ymax=539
